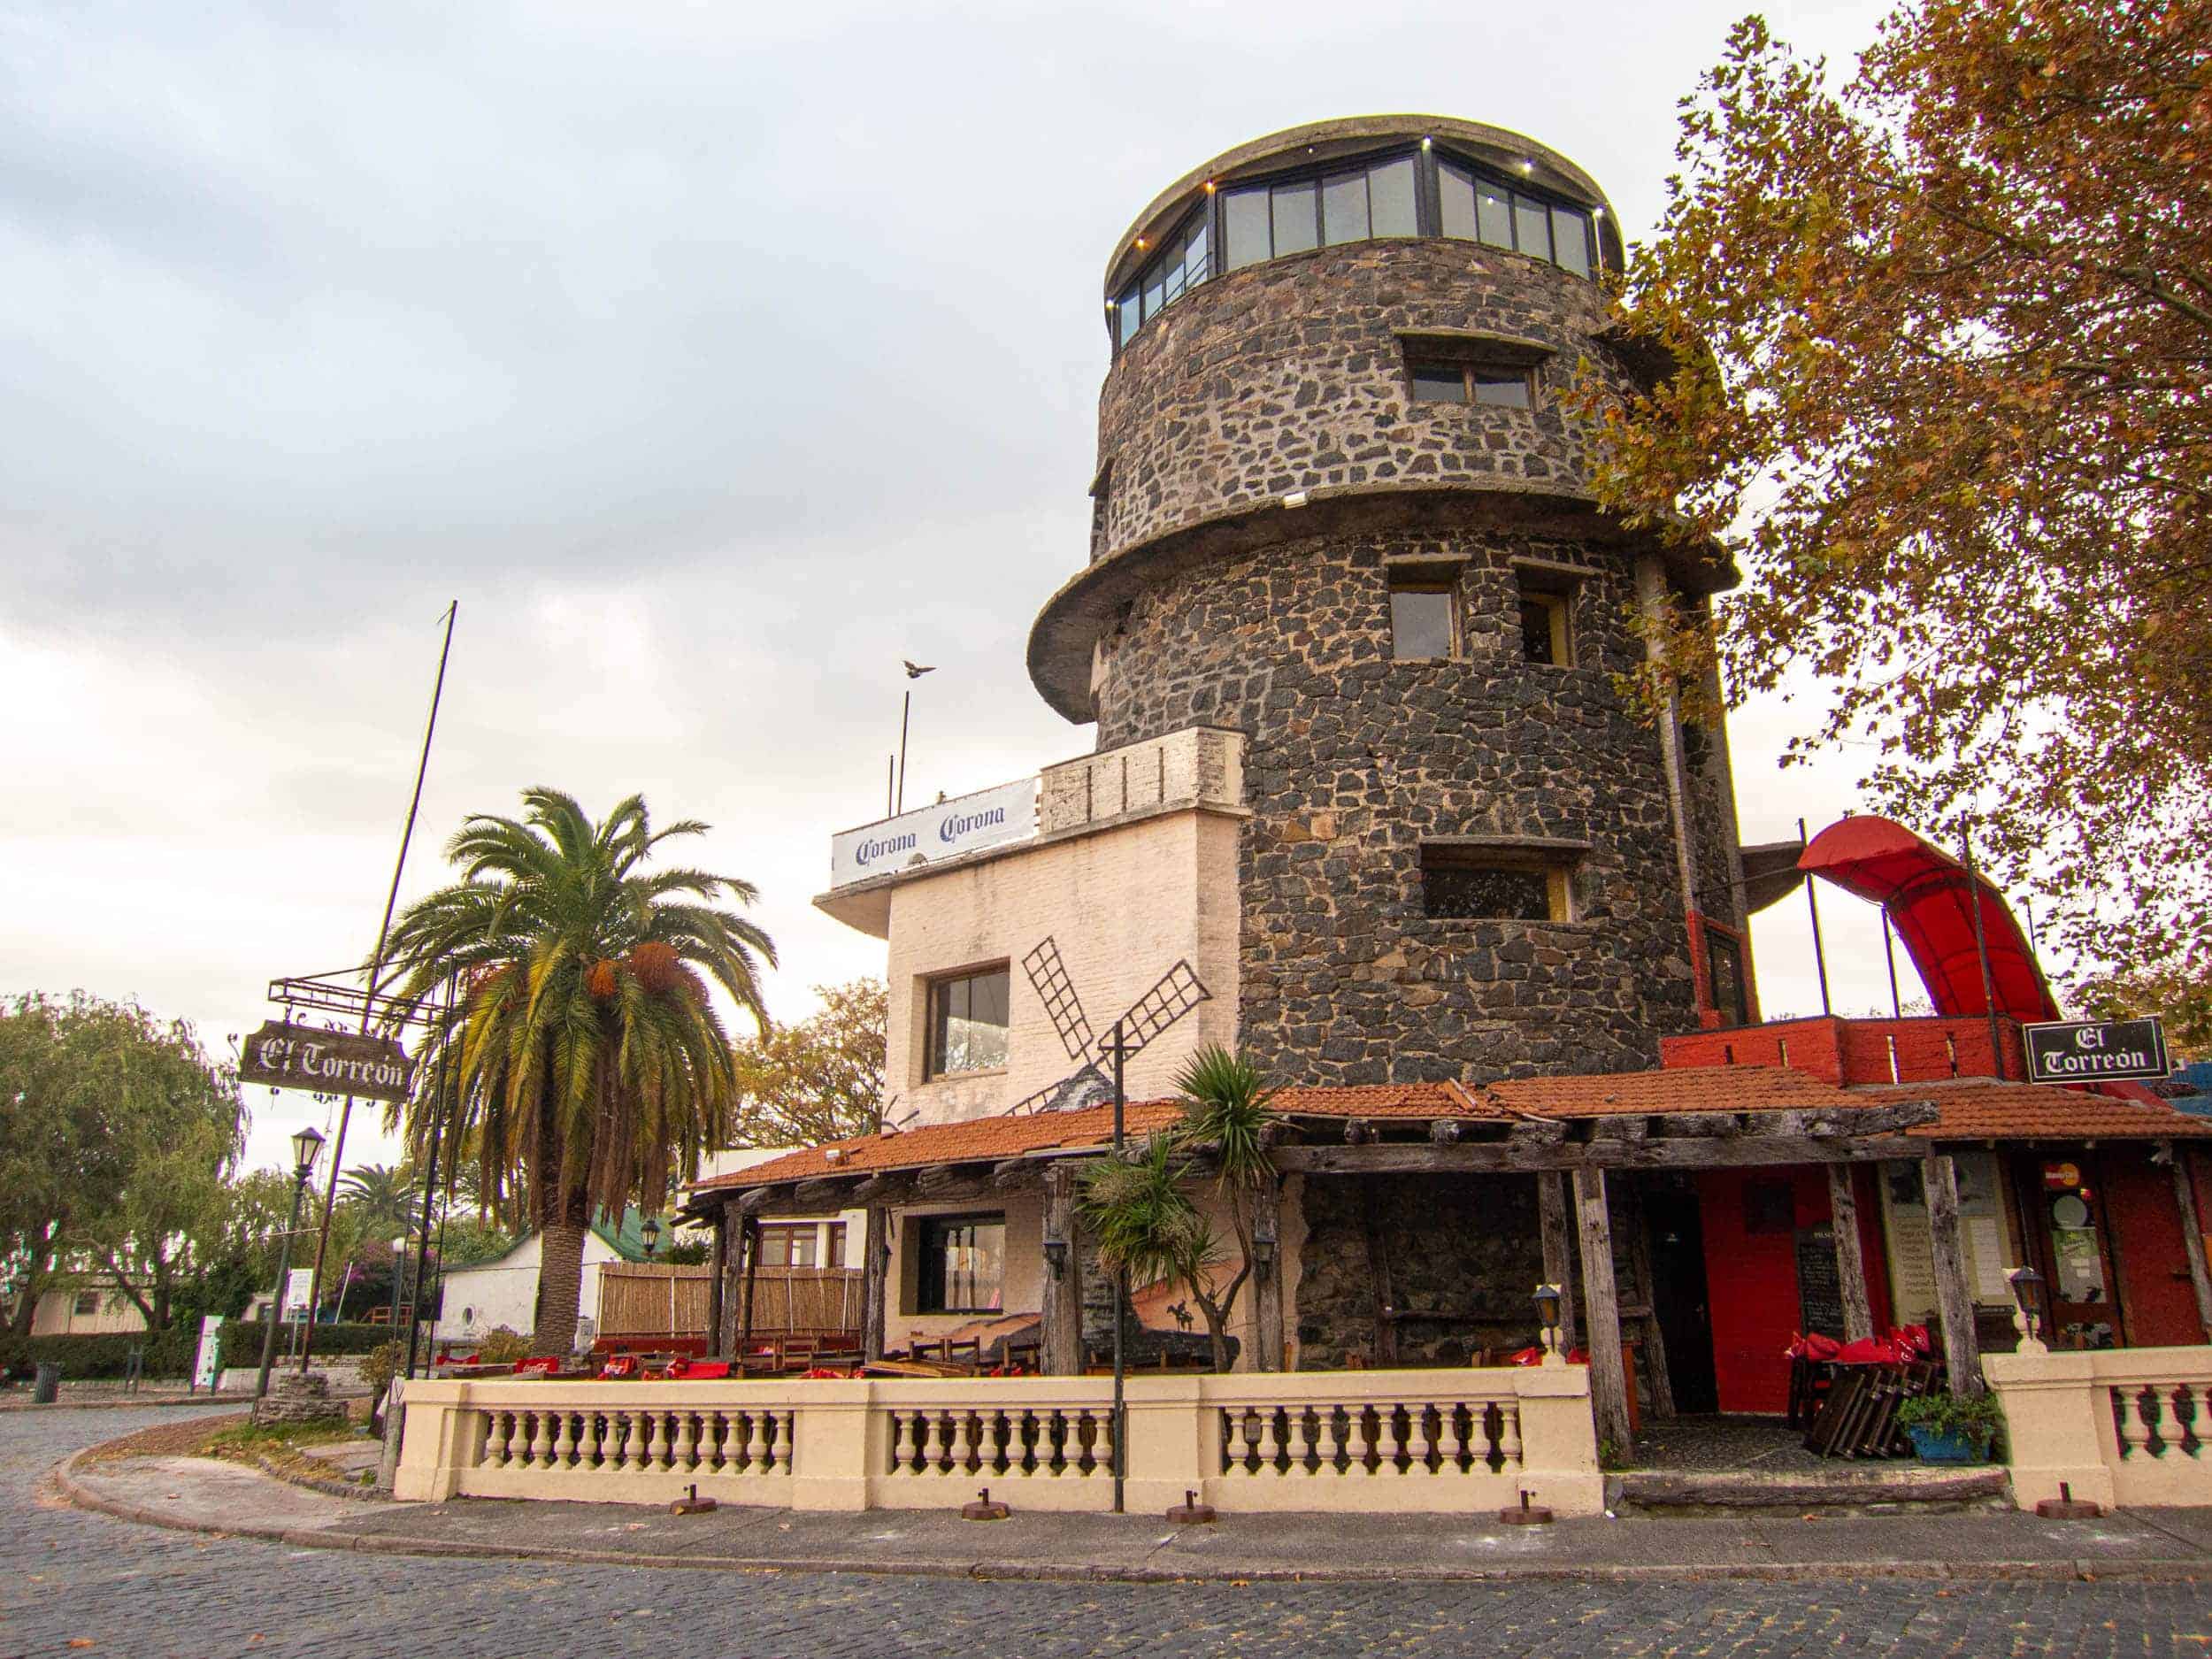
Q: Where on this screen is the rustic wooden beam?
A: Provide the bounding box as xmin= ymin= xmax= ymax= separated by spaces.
xmin=1623 ymin=1186 xmax=1675 ymax=1419
xmin=1041 ymin=1166 xmax=1082 ymax=1376
xmin=2166 ymin=1142 xmax=2212 ymax=1343
xmin=1362 ymin=1204 xmax=1399 ymax=1367
xmin=1924 ymin=1153 xmax=1985 ymax=1396
xmin=1825 ymin=1163 xmax=1876 ymax=1344
xmin=851 ymin=1173 xmax=913 ymax=1205
xmin=1344 ymin=1118 xmax=1374 ymax=1145
xmin=791 ymin=1178 xmax=849 ymax=1208
xmin=737 ymin=1188 xmax=772 ymax=1215
xmin=1271 ymin=1133 xmax=1930 ymax=1176
xmin=860 ymin=1203 xmax=890 ymax=1362
xmin=1253 ymin=1177 xmax=1286 ymax=1372
xmin=991 ymin=1157 xmax=1047 ymax=1190
xmin=1536 ymin=1171 xmax=1578 ymax=1354
xmin=708 ymin=1210 xmax=729 ymax=1355
xmin=1429 ymin=1119 xmax=1463 ymax=1145
xmin=738 ymin=1216 xmax=760 ymax=1354
xmin=1573 ymin=1165 xmax=1633 ymax=1462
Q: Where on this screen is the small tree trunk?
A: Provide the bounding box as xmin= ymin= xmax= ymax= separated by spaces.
xmin=12 ymin=1219 xmax=57 ymax=1336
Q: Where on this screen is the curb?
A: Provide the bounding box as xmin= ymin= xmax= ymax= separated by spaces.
xmin=49 ymin=1439 xmax=2212 ymax=1587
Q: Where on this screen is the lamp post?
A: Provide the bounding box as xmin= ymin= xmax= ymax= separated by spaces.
xmin=256 ymin=1125 xmax=326 ymax=1400
xmin=1533 ymin=1283 xmax=1565 ymax=1366
xmin=388 ymin=1234 xmax=410 ymax=1330
xmin=2008 ymin=1264 xmax=2048 ymax=1355
xmin=641 ymin=1215 xmax=662 ymax=1260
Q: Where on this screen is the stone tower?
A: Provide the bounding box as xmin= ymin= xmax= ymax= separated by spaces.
xmin=1027 ymin=115 xmax=1754 ymax=1086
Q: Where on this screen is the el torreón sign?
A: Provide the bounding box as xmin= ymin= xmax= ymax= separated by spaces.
xmin=2023 ymin=1018 xmax=2171 ymax=1086
xmin=238 ymin=1020 xmax=417 ymax=1104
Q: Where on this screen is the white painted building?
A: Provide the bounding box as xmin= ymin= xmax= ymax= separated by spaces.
xmin=432 ymin=1216 xmax=645 ymax=1348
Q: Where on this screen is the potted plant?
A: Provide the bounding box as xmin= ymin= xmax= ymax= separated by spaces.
xmin=1895 ymin=1390 xmax=2003 ymax=1463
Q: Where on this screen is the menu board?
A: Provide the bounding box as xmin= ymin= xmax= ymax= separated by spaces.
xmin=1795 ymin=1225 xmax=1846 ymax=1338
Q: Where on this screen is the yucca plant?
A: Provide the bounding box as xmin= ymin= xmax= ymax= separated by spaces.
xmin=380 ymin=788 xmax=772 ymax=1356
xmin=1079 ymin=1044 xmax=1279 ymax=1372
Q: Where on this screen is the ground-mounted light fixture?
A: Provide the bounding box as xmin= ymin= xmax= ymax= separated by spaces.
xmin=1533 ymin=1283 xmax=1564 ymax=1366
xmin=2008 ymin=1264 xmax=2047 ymax=1354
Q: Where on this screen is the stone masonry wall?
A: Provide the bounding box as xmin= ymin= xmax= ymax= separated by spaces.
xmin=1094 ymin=238 xmax=1641 ymax=563
xmin=1094 ymin=519 xmax=1701 ymax=1083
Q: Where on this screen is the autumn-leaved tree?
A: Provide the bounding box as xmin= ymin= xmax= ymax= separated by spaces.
xmin=1578 ymin=0 xmax=2212 ymax=998
xmin=727 ymin=979 xmax=886 ymax=1147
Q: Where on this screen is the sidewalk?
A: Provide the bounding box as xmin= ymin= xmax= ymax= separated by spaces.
xmin=53 ymin=1439 xmax=2212 ymax=1584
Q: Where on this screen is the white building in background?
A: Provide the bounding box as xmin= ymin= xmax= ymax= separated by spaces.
xmin=432 ymin=1212 xmax=648 ymax=1348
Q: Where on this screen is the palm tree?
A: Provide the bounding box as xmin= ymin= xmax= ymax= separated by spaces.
xmin=381 ymin=788 xmax=773 ymax=1356
xmin=1080 ymin=1045 xmax=1279 ymax=1372
xmin=337 ymin=1164 xmax=421 ymax=1238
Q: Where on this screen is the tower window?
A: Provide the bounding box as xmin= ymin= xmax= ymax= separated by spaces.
xmin=1704 ymin=923 xmax=1750 ymax=1027
xmin=1388 ymin=571 xmax=1457 ymax=660
xmin=1421 ymin=845 xmax=1574 ymax=922
xmin=1514 ymin=571 xmax=1576 ymax=667
xmin=1407 ymin=357 xmax=1533 ymax=407
xmin=925 ymin=964 xmax=1010 ymax=1079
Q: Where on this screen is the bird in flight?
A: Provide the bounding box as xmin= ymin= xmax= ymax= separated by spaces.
xmin=904 ymin=660 xmax=936 ymax=679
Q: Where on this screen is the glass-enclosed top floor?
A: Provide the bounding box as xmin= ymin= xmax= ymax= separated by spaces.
xmin=1110 ymin=140 xmax=1610 ymax=352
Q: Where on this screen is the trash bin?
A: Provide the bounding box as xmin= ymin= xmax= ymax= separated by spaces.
xmin=32 ymin=1362 xmax=60 ymax=1404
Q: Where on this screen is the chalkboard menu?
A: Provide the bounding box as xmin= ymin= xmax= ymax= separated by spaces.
xmin=1796 ymin=1225 xmax=1846 ymax=1339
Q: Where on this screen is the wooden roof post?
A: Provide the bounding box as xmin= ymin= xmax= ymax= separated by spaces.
xmin=738 ymin=1216 xmax=761 ymax=1356
xmin=1253 ymin=1175 xmax=1285 ymax=1372
xmin=1041 ymin=1167 xmax=1083 ymax=1375
xmin=1572 ymin=1165 xmax=1633 ymax=1462
xmin=861 ymin=1204 xmax=891 ymax=1363
xmin=708 ymin=1209 xmax=729 ymax=1355
xmin=2164 ymin=1142 xmax=2212 ymax=1343
xmin=1537 ymin=1171 xmax=1578 ymax=1355
xmin=1923 ymin=1153 xmax=1985 ymax=1395
xmin=1825 ymin=1162 xmax=1876 ymax=1344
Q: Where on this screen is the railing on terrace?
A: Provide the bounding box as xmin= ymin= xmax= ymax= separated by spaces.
xmin=396 ymin=1365 xmax=1601 ymax=1516
xmin=1987 ymin=1345 xmax=2212 ymax=1509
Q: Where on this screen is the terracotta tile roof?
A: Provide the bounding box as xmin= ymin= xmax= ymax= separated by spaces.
xmin=1479 ymin=1065 xmax=1865 ymax=1118
xmin=1849 ymin=1079 xmax=2212 ymax=1141
xmin=687 ymin=1071 xmax=1909 ymax=1201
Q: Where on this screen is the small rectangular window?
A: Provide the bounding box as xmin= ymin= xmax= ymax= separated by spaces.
xmin=1407 ymin=357 xmax=1535 ymax=408
xmin=1321 ymin=169 xmax=1369 ymax=246
xmin=73 ymin=1290 xmax=101 ymax=1317
xmin=926 ymin=965 xmax=1010 ymax=1079
xmin=1271 ymin=181 xmax=1319 ymax=256
xmin=1116 ymin=282 xmax=1141 ymax=345
xmin=1515 ymin=572 xmax=1576 ymax=667
xmin=1421 ymin=846 xmax=1573 ymax=921
xmin=1389 ymin=575 xmax=1455 ymax=659
xmin=826 ymin=1221 xmax=849 ymax=1270
xmin=918 ymin=1213 xmax=1005 ymax=1314
xmin=1224 ymin=188 xmax=1271 ymax=270
xmin=1515 ymin=193 xmax=1553 ymax=260
xmin=1369 ymin=157 xmax=1417 ymax=237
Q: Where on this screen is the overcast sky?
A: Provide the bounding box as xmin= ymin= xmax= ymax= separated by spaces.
xmin=2 ymin=0 xmax=1964 ymax=1181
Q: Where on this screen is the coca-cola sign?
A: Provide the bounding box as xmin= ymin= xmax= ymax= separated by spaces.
xmin=239 ymin=1020 xmax=416 ymax=1103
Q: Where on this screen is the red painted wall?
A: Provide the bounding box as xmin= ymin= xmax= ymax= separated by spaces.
xmin=1661 ymin=1014 xmax=2028 ymax=1086
xmin=1692 ymin=1165 xmax=1893 ymax=1415
xmin=2101 ymin=1147 xmax=2206 ymax=1348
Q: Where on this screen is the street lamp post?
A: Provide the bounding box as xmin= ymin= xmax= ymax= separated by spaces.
xmin=256 ymin=1125 xmax=326 ymax=1401
xmin=388 ymin=1234 xmax=410 ymax=1331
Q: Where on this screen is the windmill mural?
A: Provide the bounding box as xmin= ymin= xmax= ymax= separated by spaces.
xmin=1006 ymin=936 xmax=1212 ymax=1116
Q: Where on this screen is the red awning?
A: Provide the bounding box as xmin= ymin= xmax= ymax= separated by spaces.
xmin=1798 ymin=816 xmax=2061 ymax=1023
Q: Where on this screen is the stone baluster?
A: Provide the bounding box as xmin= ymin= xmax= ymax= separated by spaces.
xmin=744 ymin=1409 xmax=770 ymax=1474
xmin=672 ymin=1409 xmax=697 ymax=1471
xmin=575 ymin=1410 xmax=602 ymax=1470
xmin=550 ymin=1410 xmax=575 ymax=1469
xmin=1498 ymin=1402 xmax=1524 ymax=1471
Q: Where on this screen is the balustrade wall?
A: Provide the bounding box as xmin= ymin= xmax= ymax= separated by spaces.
xmin=395 ymin=1366 xmax=1601 ymax=1516
xmin=1987 ymin=1346 xmax=2212 ymax=1509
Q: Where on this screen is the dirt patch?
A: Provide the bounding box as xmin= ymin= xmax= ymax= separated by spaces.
xmin=73 ymin=1411 xmax=250 ymax=1465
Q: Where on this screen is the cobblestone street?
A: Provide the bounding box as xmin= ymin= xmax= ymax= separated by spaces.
xmin=6 ymin=1407 xmax=2212 ymax=1658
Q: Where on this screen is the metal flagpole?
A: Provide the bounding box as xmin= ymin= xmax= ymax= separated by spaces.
xmin=300 ymin=602 xmax=457 ymax=1373
xmin=1798 ymin=817 xmax=1832 ymax=1017
xmin=1961 ymin=828 xmax=2008 ymax=1081
xmin=1110 ymin=1018 xmax=1127 ymax=1517
xmin=896 ymin=691 xmax=911 ymax=814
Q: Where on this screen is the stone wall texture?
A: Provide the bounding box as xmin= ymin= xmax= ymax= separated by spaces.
xmin=1073 ymin=222 xmax=1745 ymax=1084
xmin=1094 ymin=520 xmax=1703 ymax=1081
xmin=1094 ymin=238 xmax=1635 ymax=563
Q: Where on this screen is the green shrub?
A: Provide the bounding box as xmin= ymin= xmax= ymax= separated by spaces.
xmin=1896 ymin=1389 xmax=2005 ymax=1448
xmin=216 ymin=1321 xmax=395 ymax=1370
xmin=475 ymin=1327 xmax=530 ymax=1364
xmin=358 ymin=1339 xmax=408 ymax=1398
xmin=0 ymin=1326 xmax=196 ymax=1381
